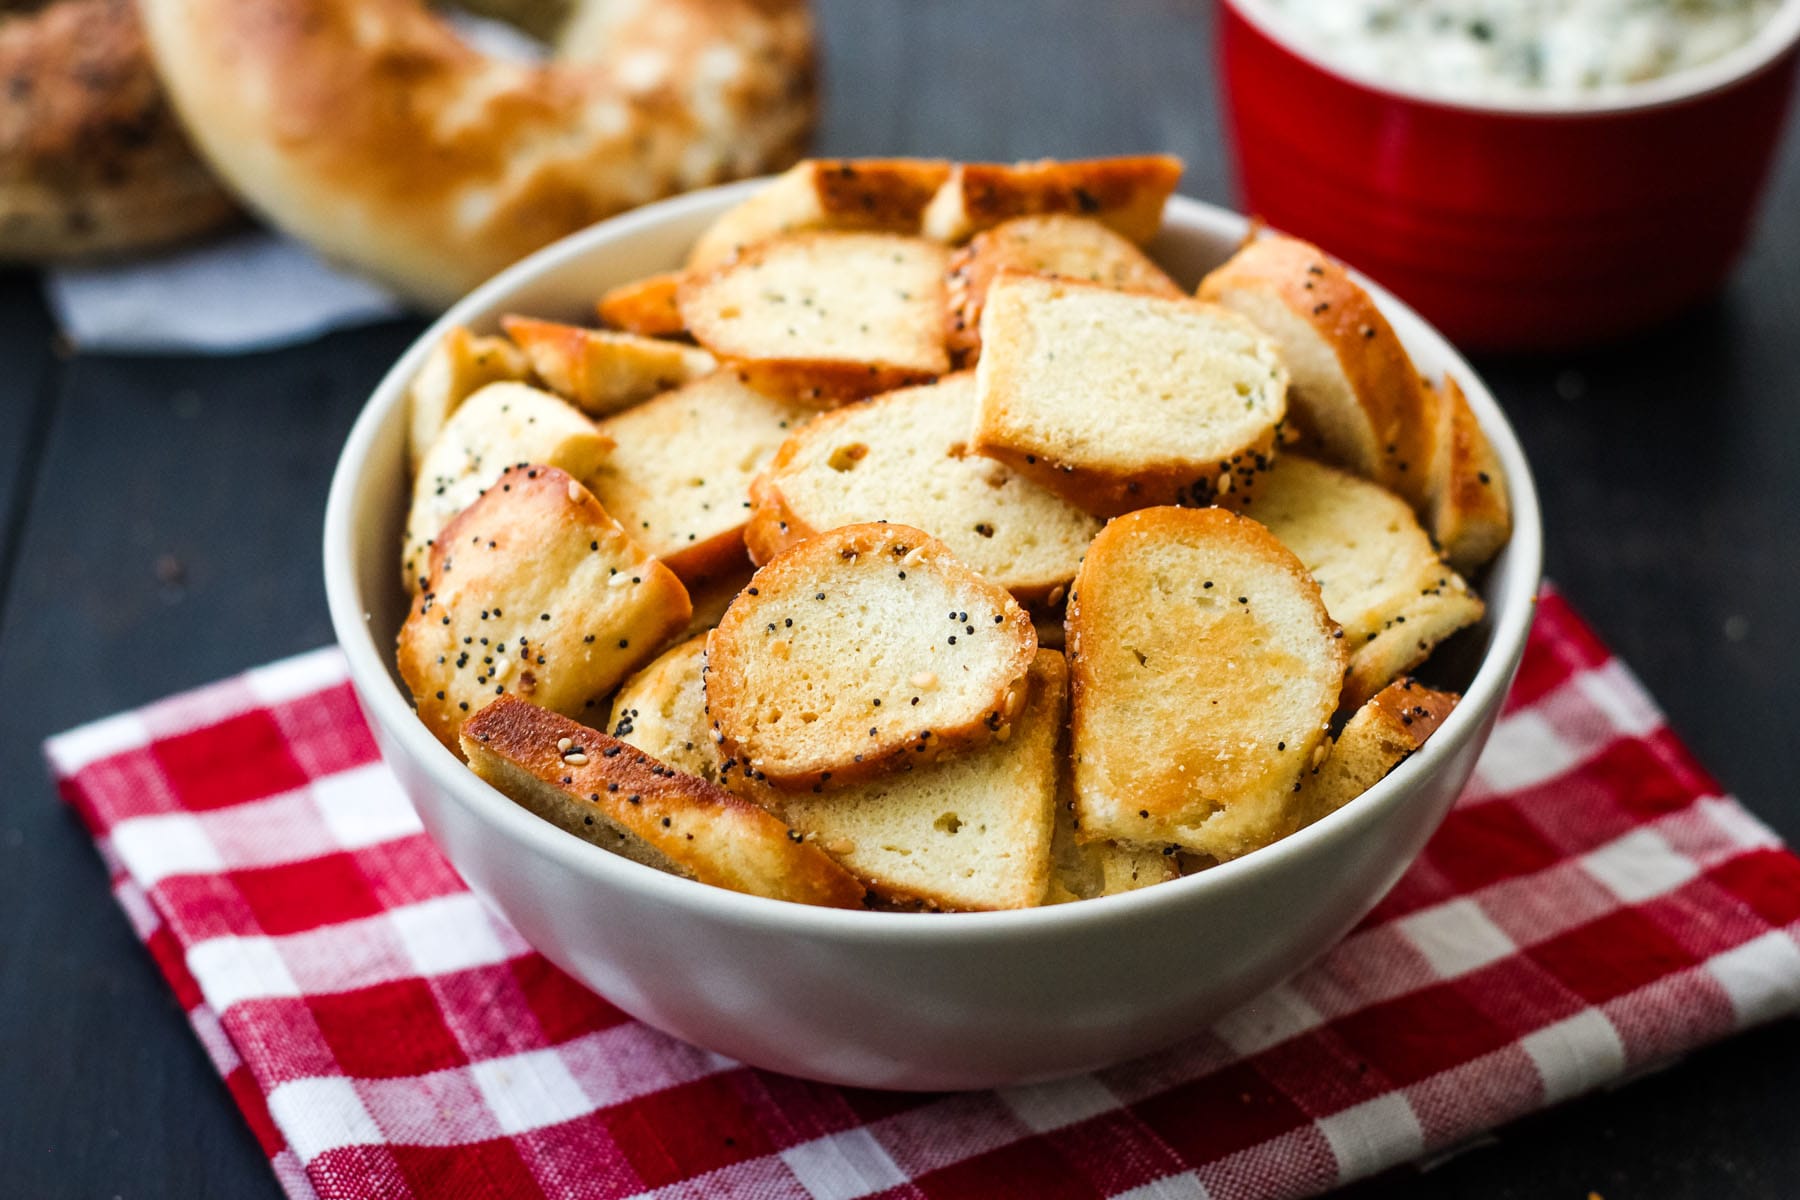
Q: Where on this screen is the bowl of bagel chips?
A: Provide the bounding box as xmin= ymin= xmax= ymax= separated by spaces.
xmin=325 ymin=156 xmax=1542 ymax=1089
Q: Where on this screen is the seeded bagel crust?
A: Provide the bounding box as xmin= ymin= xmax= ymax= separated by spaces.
xmin=921 ymin=155 xmax=1183 ymax=245
xmin=0 ymin=0 xmax=239 ymax=261
xmin=686 ymin=157 xmax=953 ymax=271
xmin=972 ymin=273 xmax=1289 ymax=517
xmin=1199 ymin=232 xmax=1435 ymax=512
xmin=1425 ymin=374 xmax=1513 ymax=573
xmin=705 ymin=522 xmax=1036 ymax=791
xmin=398 ymin=465 xmax=691 ymax=754
xmin=462 ymin=697 xmax=864 ymax=909
xmin=611 ymin=636 xmax=1067 ymax=910
xmin=402 ymin=383 xmax=613 ymax=594
xmin=608 ymin=634 xmax=722 ymax=786
xmin=1289 ymin=678 xmax=1459 ymax=833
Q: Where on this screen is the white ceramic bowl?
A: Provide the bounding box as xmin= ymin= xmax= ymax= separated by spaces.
xmin=323 ymin=182 xmax=1544 ymax=1091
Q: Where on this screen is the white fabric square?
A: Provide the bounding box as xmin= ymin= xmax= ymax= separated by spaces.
xmin=311 ymin=764 xmax=423 ymax=850
xmin=391 ymin=893 xmax=512 ymax=976
xmin=1399 ymin=898 xmax=1518 ymax=979
xmin=1317 ymin=1093 xmax=1423 ymax=1182
xmin=555 ymin=1022 xmax=731 ymax=1110
xmin=1113 ymin=1174 xmax=1209 ymax=1200
xmin=779 ymin=1128 xmax=909 ymax=1200
xmin=470 ymin=1047 xmax=596 ymax=1136
xmin=1520 ymin=1009 xmax=1626 ymax=1104
xmin=1697 ymin=797 xmax=1780 ymax=853
xmin=268 ymin=1076 xmax=385 ymax=1161
xmin=1573 ymin=662 xmax=1661 ymax=739
xmin=998 ymin=1075 xmax=1120 ymax=1132
xmin=247 ymin=648 xmax=351 ymax=707
xmin=1213 ymin=984 xmax=1325 ymax=1055
xmin=110 ymin=813 xmax=225 ymax=887
xmin=198 ymin=790 xmax=337 ymax=870
xmin=1472 ymin=710 xmax=1580 ymax=794
xmin=1706 ymin=931 xmax=1800 ymax=1026
xmin=187 ymin=935 xmax=303 ymax=1010
xmin=1581 ymin=828 xmax=1700 ymax=903
xmin=44 ymin=710 xmax=150 ymax=775
xmin=357 ymin=1072 xmax=501 ymax=1147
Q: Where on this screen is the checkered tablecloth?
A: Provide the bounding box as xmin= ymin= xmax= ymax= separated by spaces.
xmin=44 ymin=590 xmax=1800 ymax=1200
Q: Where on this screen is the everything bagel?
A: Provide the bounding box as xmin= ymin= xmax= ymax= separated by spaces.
xmin=0 ymin=0 xmax=237 ymax=260
xmin=138 ymin=0 xmax=817 ymax=307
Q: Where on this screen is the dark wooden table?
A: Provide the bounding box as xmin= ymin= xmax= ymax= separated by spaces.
xmin=3 ymin=2 xmax=1797 ymax=1195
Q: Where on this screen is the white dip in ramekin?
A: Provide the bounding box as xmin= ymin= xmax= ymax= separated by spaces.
xmin=1251 ymin=0 xmax=1782 ymax=101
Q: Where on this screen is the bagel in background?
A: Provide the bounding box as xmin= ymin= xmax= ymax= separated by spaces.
xmin=138 ymin=0 xmax=818 ymax=307
xmin=0 ymin=0 xmax=237 ymax=261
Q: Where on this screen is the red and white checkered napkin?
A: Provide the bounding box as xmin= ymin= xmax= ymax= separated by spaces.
xmin=43 ymin=591 xmax=1800 ymax=1200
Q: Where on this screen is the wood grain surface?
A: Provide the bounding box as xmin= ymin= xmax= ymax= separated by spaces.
xmin=1 ymin=1 xmax=1796 ymax=1195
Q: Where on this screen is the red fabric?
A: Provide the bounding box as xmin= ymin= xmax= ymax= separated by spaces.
xmin=44 ymin=590 xmax=1800 ymax=1200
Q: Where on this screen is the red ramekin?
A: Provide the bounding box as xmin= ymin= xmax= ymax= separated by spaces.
xmin=1218 ymin=0 xmax=1800 ymax=350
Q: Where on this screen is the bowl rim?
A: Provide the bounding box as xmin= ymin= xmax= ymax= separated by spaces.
xmin=1221 ymin=0 xmax=1800 ymax=117
xmin=322 ymin=180 xmax=1544 ymax=944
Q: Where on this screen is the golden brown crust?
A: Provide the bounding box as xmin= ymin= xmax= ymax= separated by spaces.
xmin=1067 ymin=507 xmax=1347 ymax=861
xmin=1290 ymin=678 xmax=1458 ymax=830
xmin=1362 ymin=677 xmax=1459 ymax=745
xmin=401 ymin=381 xmax=612 ymax=593
xmin=1341 ymin=587 xmax=1484 ymax=713
xmin=975 ymin=418 xmax=1280 ymax=520
xmin=462 ymin=697 xmax=866 ymax=908
xmin=1199 ymin=233 xmax=1435 ymax=511
xmin=923 ymin=155 xmax=1183 ymax=245
xmin=138 ymin=0 xmax=818 ymax=306
xmin=705 ymin=522 xmax=1037 ymax=791
xmin=397 ymin=465 xmax=691 ymax=754
xmin=500 ymin=315 xmax=714 ymax=417
xmin=0 ymin=0 xmax=237 ymax=260
xmin=944 ymin=214 xmax=1181 ymax=363
xmin=596 ymin=272 xmax=688 ymax=337
xmin=686 ymin=157 xmax=953 ymax=271
xmin=743 ymin=465 xmax=812 ymax=566
xmin=728 ymin=360 xmax=945 ymax=409
xmin=1426 ymin=374 xmax=1513 ymax=573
